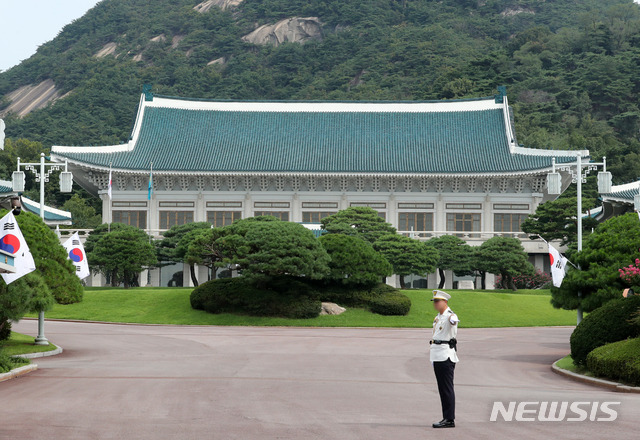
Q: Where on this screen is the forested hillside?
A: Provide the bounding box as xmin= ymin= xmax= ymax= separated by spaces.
xmin=1 ymin=0 xmax=640 ymax=214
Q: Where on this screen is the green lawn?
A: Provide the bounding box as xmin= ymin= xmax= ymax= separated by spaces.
xmin=25 ymin=287 xmax=577 ymax=328
xmin=0 ymin=332 xmax=58 ymax=356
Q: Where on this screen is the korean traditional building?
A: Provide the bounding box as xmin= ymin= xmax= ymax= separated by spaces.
xmin=51 ymin=87 xmax=587 ymax=288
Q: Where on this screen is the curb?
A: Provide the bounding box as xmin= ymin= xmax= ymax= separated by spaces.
xmin=0 ymin=364 xmax=38 ymax=383
xmin=14 ymin=345 xmax=63 ymax=359
xmin=551 ymin=359 xmax=640 ymax=393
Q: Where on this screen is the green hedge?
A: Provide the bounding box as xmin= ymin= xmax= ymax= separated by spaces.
xmin=570 ymin=296 xmax=640 ymax=366
xmin=586 ymin=337 xmax=640 ymax=386
xmin=312 ymin=282 xmax=411 ymax=316
xmin=190 ymin=277 xmax=321 ymax=319
xmin=0 ymin=350 xmax=29 ymax=374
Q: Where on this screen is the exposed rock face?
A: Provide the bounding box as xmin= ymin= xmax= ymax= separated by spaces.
xmin=172 ymin=35 xmax=185 ymax=49
xmin=207 ymin=57 xmax=226 ymax=66
xmin=193 ymin=0 xmax=243 ymax=13
xmin=320 ymin=302 xmax=346 ymax=316
xmin=94 ymin=42 xmax=118 ymax=58
xmin=150 ymin=34 xmax=166 ymax=43
xmin=501 ymin=7 xmax=535 ymax=16
xmin=242 ymin=17 xmax=323 ymax=46
xmin=1 ymin=79 xmax=62 ymax=117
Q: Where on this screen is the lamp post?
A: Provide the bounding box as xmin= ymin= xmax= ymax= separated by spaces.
xmin=12 ymin=153 xmax=72 ymax=345
xmin=547 ymin=155 xmax=610 ymax=325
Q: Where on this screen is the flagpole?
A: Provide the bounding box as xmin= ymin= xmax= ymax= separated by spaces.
xmin=109 ymin=163 xmax=112 ymax=232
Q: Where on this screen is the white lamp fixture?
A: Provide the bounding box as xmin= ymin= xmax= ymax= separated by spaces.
xmin=59 ymin=171 xmax=73 ymax=193
xmin=596 ymin=157 xmax=611 ymax=194
xmin=11 ymin=171 xmax=25 ymax=192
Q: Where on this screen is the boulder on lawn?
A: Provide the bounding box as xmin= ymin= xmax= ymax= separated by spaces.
xmin=320 ymin=302 xmax=346 ymax=315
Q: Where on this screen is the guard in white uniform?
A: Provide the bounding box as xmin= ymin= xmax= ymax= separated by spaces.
xmin=429 ymin=290 xmax=459 ymax=428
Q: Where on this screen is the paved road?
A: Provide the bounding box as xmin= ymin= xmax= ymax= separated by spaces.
xmin=1 ymin=321 xmax=638 ymax=439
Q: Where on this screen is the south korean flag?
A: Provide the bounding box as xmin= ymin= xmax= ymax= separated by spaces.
xmin=0 ymin=211 xmax=37 ymax=284
xmin=63 ymin=232 xmax=90 ymax=280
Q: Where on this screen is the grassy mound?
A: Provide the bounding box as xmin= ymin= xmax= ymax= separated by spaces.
xmin=586 ymin=337 xmax=640 ymax=386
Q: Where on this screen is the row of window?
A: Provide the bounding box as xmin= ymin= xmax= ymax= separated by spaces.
xmin=113 ymin=210 xmax=528 ymax=232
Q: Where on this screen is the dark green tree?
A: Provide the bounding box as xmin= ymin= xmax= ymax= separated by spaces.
xmin=318 ymin=234 xmax=392 ymax=286
xmin=321 ymin=207 xmax=396 ymax=244
xmin=0 ymin=273 xmax=54 ymax=341
xmin=62 ymin=194 xmax=102 ymax=229
xmin=7 ymin=209 xmax=83 ymax=304
xmin=221 ymin=218 xmax=330 ymax=283
xmin=373 ymin=234 xmax=439 ymax=289
xmin=89 ymin=228 xmax=157 ymax=288
xmin=521 ymin=196 xmax=599 ymax=246
xmin=477 ymin=236 xmax=535 ymax=291
xmin=157 ymin=222 xmax=211 ymax=286
xmin=552 ymin=212 xmax=640 ymax=312
xmin=428 ymin=235 xmax=473 ymax=289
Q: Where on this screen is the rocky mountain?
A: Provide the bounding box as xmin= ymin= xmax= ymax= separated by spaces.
xmin=1 ymin=0 xmax=640 ymax=182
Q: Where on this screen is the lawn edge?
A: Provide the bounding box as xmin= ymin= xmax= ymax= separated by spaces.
xmin=0 ymin=364 xmax=38 ymax=384
xmin=14 ymin=345 xmax=63 ymax=359
xmin=551 ymin=357 xmax=640 ymax=393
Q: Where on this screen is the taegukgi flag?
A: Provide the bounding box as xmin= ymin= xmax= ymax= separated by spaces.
xmin=63 ymin=232 xmax=90 ymax=280
xmin=0 ymin=211 xmax=36 ymax=284
xmin=548 ymin=243 xmax=568 ymax=287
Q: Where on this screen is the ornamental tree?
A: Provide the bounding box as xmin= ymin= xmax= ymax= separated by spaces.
xmin=157 ymin=222 xmax=211 ymax=286
xmin=2 ymin=209 xmax=83 ymax=304
xmin=220 ymin=217 xmax=330 ymax=283
xmin=428 ymin=235 xmax=473 ymax=289
xmin=477 ymin=236 xmax=534 ymax=291
xmin=318 ymin=234 xmax=392 ymax=286
xmin=89 ymin=227 xmax=157 ymax=288
xmin=373 ymin=234 xmax=439 ymax=288
xmin=521 ymin=196 xmax=599 ymax=247
xmin=0 ymin=273 xmax=54 ymax=341
xmin=552 ymin=212 xmax=640 ymax=312
xmin=321 ymin=207 xmax=396 ymax=244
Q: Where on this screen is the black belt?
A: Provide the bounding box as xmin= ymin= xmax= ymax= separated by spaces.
xmin=430 ymin=338 xmax=457 ymax=350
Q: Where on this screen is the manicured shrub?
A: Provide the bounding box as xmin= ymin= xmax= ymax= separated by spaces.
xmin=586 ymin=337 xmax=640 ymax=386
xmin=368 ymin=292 xmax=412 ymax=316
xmin=570 ymin=296 xmax=640 ymax=366
xmin=0 ymin=351 xmax=29 ymax=374
xmin=190 ymin=277 xmax=321 ymax=319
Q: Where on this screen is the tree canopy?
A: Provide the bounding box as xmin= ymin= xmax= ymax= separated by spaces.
xmin=428 ymin=235 xmax=473 ymax=289
xmin=477 ymin=236 xmax=535 ymax=291
xmin=321 ymin=207 xmax=396 ymax=244
xmin=319 ymin=234 xmax=392 ymax=286
xmin=373 ymin=234 xmax=439 ymax=288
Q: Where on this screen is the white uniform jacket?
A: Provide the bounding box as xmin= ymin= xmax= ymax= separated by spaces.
xmin=429 ymin=307 xmax=459 ymax=363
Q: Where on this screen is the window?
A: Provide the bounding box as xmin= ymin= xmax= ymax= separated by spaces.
xmin=302 ymin=212 xmax=337 ymax=223
xmin=446 ymin=213 xmax=481 ymax=235
xmin=302 ymin=202 xmax=338 ymax=209
xmin=445 ymin=203 xmax=482 ymax=210
xmin=207 ymin=201 xmax=242 ymax=208
xmin=494 ymin=213 xmax=528 ymax=232
xmin=493 ymin=203 xmax=529 ymax=210
xmin=112 ymin=201 xmax=147 ymax=207
xmin=112 ymin=211 xmax=146 ymax=228
xmin=398 ymin=203 xmax=434 ymax=209
xmin=254 ymin=202 xmax=290 ymax=208
xmin=398 ymin=213 xmax=433 ymax=236
xmin=208 ymin=211 xmax=242 ymax=227
xmin=254 ymin=211 xmax=289 ymax=221
xmin=159 ymin=211 xmax=194 ymax=229
xmin=159 ymin=201 xmax=195 ymax=208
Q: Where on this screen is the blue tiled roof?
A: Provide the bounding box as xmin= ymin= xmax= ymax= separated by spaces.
xmin=602 ymin=185 xmax=639 ymax=202
xmin=21 ymin=197 xmax=72 ymax=223
xmin=52 ymin=96 xmax=576 ymax=174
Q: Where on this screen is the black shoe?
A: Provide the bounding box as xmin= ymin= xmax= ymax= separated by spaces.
xmin=432 ymin=419 xmax=455 ymax=428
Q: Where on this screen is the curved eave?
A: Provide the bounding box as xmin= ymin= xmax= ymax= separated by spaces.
xmin=52 ymin=156 xmax=571 ymax=179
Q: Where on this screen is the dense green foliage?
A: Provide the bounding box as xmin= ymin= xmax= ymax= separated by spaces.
xmin=2 ymin=0 xmax=640 ymax=186
xmin=569 ymin=296 xmax=640 ymax=365
xmin=0 ymin=350 xmax=29 ymax=374
xmin=318 ymin=234 xmax=392 ymax=285
xmin=428 ymin=235 xmax=472 ymax=288
xmin=157 ymin=222 xmax=211 ymax=285
xmin=476 ymin=236 xmax=535 ymax=290
xmin=313 ymin=282 xmax=411 ymax=315
xmin=88 ymin=224 xmax=157 ymax=287
xmin=322 ymin=207 xmax=396 ymax=244
xmin=586 ymin=336 xmax=640 ymax=386
xmin=552 ymin=213 xmax=640 ymax=312
xmin=8 ymin=210 xmax=84 ymax=304
xmin=190 ymin=276 xmax=321 ymax=318
xmin=374 ymin=234 xmax=439 ymax=288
